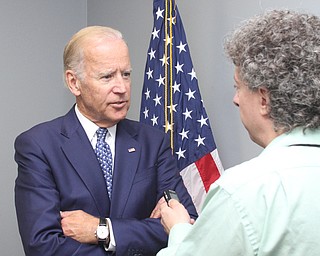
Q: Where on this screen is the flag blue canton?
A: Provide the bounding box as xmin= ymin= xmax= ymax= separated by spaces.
xmin=140 ymin=0 xmax=217 ymax=171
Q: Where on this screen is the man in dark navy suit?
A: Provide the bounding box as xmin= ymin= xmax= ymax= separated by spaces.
xmin=14 ymin=26 xmax=197 ymax=256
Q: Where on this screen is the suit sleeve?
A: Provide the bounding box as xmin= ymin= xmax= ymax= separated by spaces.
xmin=14 ymin=133 xmax=107 ymax=256
xmin=111 ymin=131 xmax=198 ymax=256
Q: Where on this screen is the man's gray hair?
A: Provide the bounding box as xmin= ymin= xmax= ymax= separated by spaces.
xmin=225 ymin=10 xmax=320 ymax=132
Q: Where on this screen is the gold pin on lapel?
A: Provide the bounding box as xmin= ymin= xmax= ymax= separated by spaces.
xmin=128 ymin=147 xmax=136 ymax=153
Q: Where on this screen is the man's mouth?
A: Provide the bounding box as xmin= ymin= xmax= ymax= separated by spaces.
xmin=110 ymin=100 xmax=127 ymax=108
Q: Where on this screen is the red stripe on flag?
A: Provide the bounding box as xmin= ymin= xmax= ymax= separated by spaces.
xmin=195 ymin=153 xmax=220 ymax=192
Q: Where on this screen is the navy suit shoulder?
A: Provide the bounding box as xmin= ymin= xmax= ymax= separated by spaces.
xmin=119 ymin=118 xmax=169 ymax=137
xmin=15 ymin=107 xmax=81 ymax=142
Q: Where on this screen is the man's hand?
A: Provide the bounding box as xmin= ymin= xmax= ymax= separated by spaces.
xmin=61 ymin=210 xmax=99 ymax=244
xmin=150 ymin=197 xmax=166 ymax=218
xmin=160 ymin=199 xmax=192 ymax=234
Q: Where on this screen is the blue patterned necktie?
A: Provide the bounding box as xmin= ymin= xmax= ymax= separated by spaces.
xmin=95 ymin=127 xmax=113 ymax=199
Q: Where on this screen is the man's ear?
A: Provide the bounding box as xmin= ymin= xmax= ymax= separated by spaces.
xmin=258 ymin=87 xmax=270 ymax=116
xmin=65 ymin=70 xmax=81 ymax=96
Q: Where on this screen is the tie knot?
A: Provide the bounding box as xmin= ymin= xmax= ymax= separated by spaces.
xmin=96 ymin=127 xmax=107 ymax=141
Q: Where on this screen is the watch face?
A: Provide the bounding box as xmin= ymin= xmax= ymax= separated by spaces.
xmin=97 ymin=226 xmax=109 ymax=239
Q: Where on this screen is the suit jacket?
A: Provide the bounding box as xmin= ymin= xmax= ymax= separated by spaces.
xmin=14 ymin=106 xmax=197 ymax=256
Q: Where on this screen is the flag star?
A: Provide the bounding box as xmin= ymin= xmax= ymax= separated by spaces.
xmin=148 ymin=48 xmax=156 ymax=60
xmin=195 ymin=134 xmax=206 ymax=147
xmin=172 ymin=81 xmax=181 ymax=93
xmin=167 ymin=16 xmax=176 ymax=25
xmin=185 ymin=88 xmax=196 ymax=101
xmin=156 ymin=74 xmax=165 ymax=87
xmin=144 ymin=88 xmax=151 ymax=99
xmin=176 ymin=41 xmax=187 ymax=53
xmin=146 ymin=67 xmax=153 ymax=79
xmin=179 ymin=128 xmax=189 ymax=141
xmin=153 ymin=94 xmax=162 ymax=106
xmin=151 ymin=27 xmax=160 ymax=39
xmin=160 ymin=54 xmax=169 ymax=66
xmin=175 ymin=147 xmax=186 ymax=160
xmin=197 ymin=115 xmax=209 ymax=127
xmin=151 ymin=114 xmax=159 ymax=126
xmin=167 ymin=104 xmax=178 ymax=113
xmin=175 ymin=61 xmax=184 ymax=74
xmin=143 ymin=107 xmax=149 ymax=119
xmin=163 ymin=121 xmax=174 ymax=133
xmin=188 ymin=68 xmax=197 ymax=81
xmin=183 ymin=108 xmax=193 ymax=120
xmin=156 ymin=7 xmax=164 ymax=20
xmin=164 ymin=34 xmax=174 ymax=46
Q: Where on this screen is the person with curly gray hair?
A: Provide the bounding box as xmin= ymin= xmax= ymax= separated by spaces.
xmin=157 ymin=9 xmax=320 ymax=256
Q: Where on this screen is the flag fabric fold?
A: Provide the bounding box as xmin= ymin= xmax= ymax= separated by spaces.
xmin=139 ymin=0 xmax=223 ymax=212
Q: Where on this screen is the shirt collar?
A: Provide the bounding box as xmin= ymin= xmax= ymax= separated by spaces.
xmin=263 ymin=127 xmax=320 ymax=154
xmin=75 ymin=104 xmax=117 ymax=142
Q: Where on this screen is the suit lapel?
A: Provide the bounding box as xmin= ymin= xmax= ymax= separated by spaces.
xmin=60 ymin=107 xmax=110 ymax=216
xmin=110 ymin=120 xmax=141 ymax=217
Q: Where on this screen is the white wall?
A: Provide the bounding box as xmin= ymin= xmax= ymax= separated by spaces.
xmin=2 ymin=0 xmax=319 ymax=254
xmin=0 ymin=1 xmax=86 ymax=254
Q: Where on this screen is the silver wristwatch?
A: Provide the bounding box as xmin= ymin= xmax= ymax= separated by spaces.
xmin=95 ymin=218 xmax=110 ymax=246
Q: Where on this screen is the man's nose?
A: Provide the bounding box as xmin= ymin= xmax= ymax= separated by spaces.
xmin=113 ymin=76 xmax=128 ymax=93
xmin=233 ymin=94 xmax=239 ymax=107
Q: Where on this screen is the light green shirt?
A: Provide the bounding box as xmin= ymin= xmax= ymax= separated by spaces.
xmin=157 ymin=128 xmax=320 ymax=256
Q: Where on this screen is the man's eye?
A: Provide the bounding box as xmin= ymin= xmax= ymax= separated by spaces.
xmin=102 ymin=74 xmax=112 ymax=80
xmin=123 ymin=72 xmax=131 ymax=78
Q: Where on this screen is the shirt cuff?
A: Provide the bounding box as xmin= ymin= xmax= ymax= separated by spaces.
xmin=103 ymin=218 xmax=116 ymax=251
xmin=168 ymin=223 xmax=193 ymax=246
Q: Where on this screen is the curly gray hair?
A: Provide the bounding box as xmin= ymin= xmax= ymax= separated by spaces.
xmin=225 ymin=9 xmax=320 ymax=132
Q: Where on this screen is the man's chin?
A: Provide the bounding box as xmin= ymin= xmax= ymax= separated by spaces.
xmin=112 ymin=112 xmax=128 ymax=123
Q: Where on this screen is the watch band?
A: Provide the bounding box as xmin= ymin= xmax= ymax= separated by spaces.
xmin=99 ymin=217 xmax=107 ymax=226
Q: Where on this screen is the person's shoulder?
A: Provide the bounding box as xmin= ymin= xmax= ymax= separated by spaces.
xmin=119 ymin=119 xmax=170 ymax=146
xmin=16 ymin=115 xmax=65 ymax=141
xmin=16 ymin=107 xmax=76 ymax=140
xmin=121 ymin=119 xmax=166 ymax=135
xmin=215 ymin=156 xmax=264 ymax=192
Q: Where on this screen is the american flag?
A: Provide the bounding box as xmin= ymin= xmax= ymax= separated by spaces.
xmin=139 ymin=0 xmax=223 ymax=212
